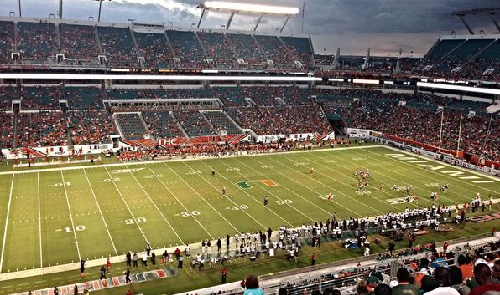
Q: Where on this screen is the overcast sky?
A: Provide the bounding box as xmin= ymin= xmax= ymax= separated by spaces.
xmin=1 ymin=0 xmax=499 ymax=56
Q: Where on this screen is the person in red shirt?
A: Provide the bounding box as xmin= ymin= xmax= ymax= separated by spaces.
xmin=126 ymin=289 xmax=133 ymax=295
xmin=470 ymin=263 xmax=500 ymax=295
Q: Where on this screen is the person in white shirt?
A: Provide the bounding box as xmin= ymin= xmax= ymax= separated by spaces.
xmin=424 ymin=267 xmax=460 ymax=295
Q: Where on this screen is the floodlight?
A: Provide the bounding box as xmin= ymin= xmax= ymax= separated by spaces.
xmin=203 ymin=1 xmax=299 ymax=15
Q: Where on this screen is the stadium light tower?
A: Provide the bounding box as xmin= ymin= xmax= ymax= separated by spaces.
xmin=197 ymin=1 xmax=299 ymax=31
xmin=94 ymin=0 xmax=112 ymax=22
xmin=18 ymin=0 xmax=22 ymax=18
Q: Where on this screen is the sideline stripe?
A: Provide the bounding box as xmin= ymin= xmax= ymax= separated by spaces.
xmin=60 ymin=171 xmax=82 ymax=261
xmin=0 ymin=145 xmax=382 ymax=176
xmin=38 ymin=172 xmax=43 ymax=268
xmin=0 ymin=175 xmax=15 ymax=273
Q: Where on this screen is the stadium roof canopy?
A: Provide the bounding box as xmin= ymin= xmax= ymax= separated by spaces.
xmin=197 ymin=1 xmax=299 ymax=32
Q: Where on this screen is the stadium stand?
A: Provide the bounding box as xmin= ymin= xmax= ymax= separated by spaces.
xmin=314 ymin=54 xmax=335 ymax=66
xmin=21 ymin=86 xmax=61 ymax=110
xmin=98 ymin=26 xmax=138 ymax=67
xmin=174 ymin=110 xmax=216 ymax=137
xmin=65 ymin=86 xmax=104 ymax=110
xmin=114 ymin=113 xmax=148 ymax=140
xmin=134 ymin=32 xmax=173 ymax=69
xmin=67 ymin=110 xmax=114 ymax=145
xmin=427 ymin=39 xmax=464 ymax=60
xmin=197 ymin=32 xmax=235 ymax=69
xmin=0 ymin=86 xmax=17 ymax=110
xmin=280 ymin=36 xmax=312 ymax=67
xmin=226 ymin=33 xmax=267 ymax=67
xmin=202 ymin=111 xmax=242 ymax=135
xmin=166 ymin=30 xmax=205 ymax=68
xmin=0 ymin=21 xmax=14 ymax=64
xmin=227 ymin=105 xmax=332 ymax=135
xmin=142 ymin=110 xmax=185 ymax=139
xmin=254 ymin=34 xmax=295 ymax=68
xmin=59 ymin=23 xmax=100 ymax=63
xmin=17 ymin=22 xmax=57 ymax=63
xmin=15 ymin=111 xmax=69 ymax=147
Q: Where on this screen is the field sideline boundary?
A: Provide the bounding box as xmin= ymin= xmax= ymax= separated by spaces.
xmin=384 ymin=146 xmax=499 ymax=182
xmin=0 ymin=145 xmax=381 ymax=176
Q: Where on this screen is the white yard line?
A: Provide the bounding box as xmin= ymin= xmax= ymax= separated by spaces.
xmin=232 ymin=157 xmax=334 ymax=216
xmin=373 ymin=147 xmax=499 ymax=196
xmin=126 ymin=166 xmax=184 ymax=245
xmin=222 ymin=157 xmax=316 ymax=222
xmin=103 ymin=166 xmax=150 ymax=245
xmin=0 ymin=174 xmax=14 ymax=273
xmin=257 ymin=156 xmax=361 ymax=218
xmin=275 ymin=155 xmax=377 ymax=216
xmin=82 ymin=169 xmax=118 ymax=254
xmin=347 ymin=149 xmax=469 ymax=204
xmin=199 ymin=160 xmax=293 ymax=228
xmin=60 ymin=171 xmax=81 ymax=261
xmin=164 ymin=163 xmax=241 ymax=234
xmin=145 ymin=164 xmax=214 ymax=240
xmin=307 ymin=152 xmax=423 ymax=209
xmin=181 ymin=161 xmax=266 ymax=230
xmin=0 ymin=145 xmax=382 ymax=176
xmin=37 ymin=172 xmax=43 ymax=268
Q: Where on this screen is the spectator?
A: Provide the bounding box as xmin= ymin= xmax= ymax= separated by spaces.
xmin=392 ymin=268 xmax=418 ymax=295
xmin=424 ymin=267 xmax=460 ymax=295
xmin=449 ymin=266 xmax=470 ymax=295
xmin=375 ymin=283 xmax=393 ymax=295
xmin=469 ymin=263 xmax=500 ymax=295
xmin=420 ymin=275 xmax=437 ymax=294
xmin=243 ymin=275 xmax=264 ymax=295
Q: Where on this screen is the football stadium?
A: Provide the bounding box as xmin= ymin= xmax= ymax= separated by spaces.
xmin=0 ymin=0 xmax=499 ymax=294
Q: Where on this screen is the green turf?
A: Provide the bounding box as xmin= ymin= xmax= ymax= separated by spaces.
xmin=0 ymin=145 xmax=498 ymax=274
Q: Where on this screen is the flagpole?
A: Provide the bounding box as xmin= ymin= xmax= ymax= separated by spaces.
xmin=456 ymin=115 xmax=463 ymax=157
xmin=301 ymin=1 xmax=305 ymax=34
xmin=438 ymin=109 xmax=444 ymax=153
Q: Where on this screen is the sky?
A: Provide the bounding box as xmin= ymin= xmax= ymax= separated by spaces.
xmin=0 ymin=0 xmax=499 ymax=56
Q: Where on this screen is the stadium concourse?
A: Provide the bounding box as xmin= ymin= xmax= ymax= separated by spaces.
xmin=0 ymin=10 xmax=499 ymax=295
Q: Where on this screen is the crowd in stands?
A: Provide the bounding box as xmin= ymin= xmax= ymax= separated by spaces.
xmin=0 ymin=21 xmax=14 ymax=64
xmin=59 ymin=24 xmax=100 ymax=63
xmin=67 ymin=111 xmax=114 ymax=145
xmin=15 ymin=112 xmax=68 ymax=147
xmin=114 ymin=113 xmax=148 ymax=140
xmin=21 ymin=86 xmax=61 ymax=110
xmin=174 ymin=110 xmax=216 ymax=137
xmin=227 ymin=105 xmax=332 ymax=135
xmin=167 ymin=30 xmax=206 ymax=69
xmin=226 ymin=33 xmax=267 ymax=67
xmin=142 ymin=111 xmax=185 ymax=139
xmin=98 ymin=26 xmax=138 ymax=67
xmin=254 ymin=35 xmax=297 ymax=69
xmin=17 ymin=22 xmax=57 ymax=63
xmin=2 ymin=19 xmax=500 ymax=82
xmin=0 ymin=85 xmax=497 ymax=164
xmin=198 ymin=32 xmax=235 ymax=69
xmin=318 ymin=89 xmax=499 ymax=162
xmin=135 ymin=32 xmax=173 ymax=69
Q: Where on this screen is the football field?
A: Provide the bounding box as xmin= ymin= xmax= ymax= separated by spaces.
xmin=0 ymin=145 xmax=498 ymax=273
